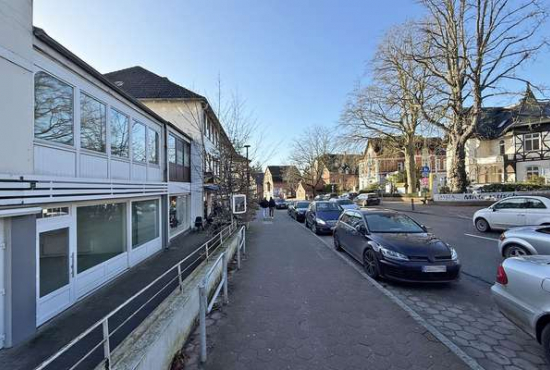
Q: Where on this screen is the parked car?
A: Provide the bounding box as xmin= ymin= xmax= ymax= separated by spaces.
xmin=333 ymin=209 xmax=460 ymax=282
xmin=305 ymin=201 xmax=343 ymax=234
xmin=275 ymin=198 xmax=288 ymax=209
xmin=498 ymin=226 xmax=550 ymax=258
xmin=491 ymin=256 xmax=550 ymax=362
xmin=330 ymin=198 xmax=360 ymax=211
xmin=473 ymin=196 xmax=550 ymax=232
xmin=290 ymin=201 xmax=310 ymax=222
xmin=355 ymin=193 xmax=381 ymax=207
xmin=287 ymin=200 xmax=296 ymax=216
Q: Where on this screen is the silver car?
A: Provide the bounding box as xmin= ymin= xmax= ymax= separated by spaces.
xmin=491 ymin=256 xmax=550 ymax=362
xmin=499 ymin=226 xmax=550 ymax=258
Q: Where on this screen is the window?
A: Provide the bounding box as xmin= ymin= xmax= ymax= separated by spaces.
xmin=37 ymin=207 xmax=70 ymax=219
xmin=80 ymin=93 xmax=106 ymax=152
xmin=499 ymin=140 xmax=505 ymax=155
xmin=170 ymin=195 xmax=189 ymax=236
xmin=132 ymin=199 xmax=159 ymax=248
xmin=34 ymin=71 xmax=74 ymax=145
xmin=148 ymin=128 xmax=159 ymax=164
xmin=77 ymin=203 xmax=126 ymax=273
xmin=526 ymin=198 xmax=546 ymax=209
xmin=39 ymin=228 xmax=70 ymax=297
xmin=168 ymin=134 xmax=190 ymax=182
xmin=494 ymin=198 xmax=527 ymax=210
xmin=526 ymin=166 xmax=540 ymax=180
xmin=524 ymin=133 xmax=540 ymax=152
xmin=132 ymin=122 xmax=146 ymax=162
xmin=110 ymin=109 xmax=129 ymax=157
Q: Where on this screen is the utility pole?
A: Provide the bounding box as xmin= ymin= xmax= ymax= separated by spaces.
xmin=244 ymin=144 xmax=251 ymax=222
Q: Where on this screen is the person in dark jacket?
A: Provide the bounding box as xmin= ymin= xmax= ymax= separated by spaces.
xmin=260 ymin=198 xmax=269 ymax=219
xmin=268 ymin=197 xmax=276 ymax=218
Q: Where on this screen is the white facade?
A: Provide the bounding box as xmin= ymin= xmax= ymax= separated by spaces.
xmin=0 ymin=1 xmax=195 ymax=348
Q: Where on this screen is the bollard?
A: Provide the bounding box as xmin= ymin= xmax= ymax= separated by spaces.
xmin=411 ymin=198 xmax=415 ymax=211
xmin=199 ymin=285 xmax=207 ymax=363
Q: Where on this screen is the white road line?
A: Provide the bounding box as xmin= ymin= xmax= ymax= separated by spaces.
xmin=464 ymin=233 xmax=499 ymax=242
xmin=305 ymin=231 xmax=484 ymax=370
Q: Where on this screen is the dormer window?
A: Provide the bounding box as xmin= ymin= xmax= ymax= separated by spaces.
xmin=524 ymin=133 xmax=540 ymax=152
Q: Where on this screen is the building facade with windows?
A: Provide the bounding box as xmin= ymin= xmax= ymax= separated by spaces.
xmin=104 ymin=66 xmax=235 ymax=222
xmin=0 ymin=2 xmax=195 ymax=348
xmin=464 ymin=86 xmax=550 ymax=184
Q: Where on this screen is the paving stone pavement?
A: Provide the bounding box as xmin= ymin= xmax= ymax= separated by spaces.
xmin=178 ymin=214 xmax=470 ymax=370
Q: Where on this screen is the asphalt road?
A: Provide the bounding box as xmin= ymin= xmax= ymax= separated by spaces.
xmin=285 ymin=204 xmax=548 ymax=369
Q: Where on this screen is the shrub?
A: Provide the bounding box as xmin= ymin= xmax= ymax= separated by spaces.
xmin=479 ymin=182 xmax=550 ymax=193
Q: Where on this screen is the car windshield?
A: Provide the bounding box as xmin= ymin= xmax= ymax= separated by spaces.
xmin=297 ymin=202 xmax=310 ymax=208
xmin=337 ymin=200 xmax=353 ymax=205
xmin=365 ymin=213 xmax=424 ymax=233
xmin=316 ymin=202 xmax=342 ymax=211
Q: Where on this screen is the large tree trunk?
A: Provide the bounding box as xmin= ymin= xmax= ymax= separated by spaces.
xmin=447 ymin=137 xmax=468 ymax=193
xmin=404 ymin=140 xmax=416 ymax=194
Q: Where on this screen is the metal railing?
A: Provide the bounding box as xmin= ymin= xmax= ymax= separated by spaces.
xmin=34 ymin=221 xmax=242 ymax=370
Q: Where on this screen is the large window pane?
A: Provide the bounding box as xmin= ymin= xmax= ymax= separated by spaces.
xmin=39 ymin=228 xmax=69 ymax=297
xmin=170 ymin=195 xmax=189 ymax=236
xmin=111 ymin=109 xmax=129 ymax=157
xmin=132 ymin=199 xmax=159 ymax=248
xmin=168 ymin=134 xmax=176 ymax=164
xmin=80 ymin=93 xmax=106 ymax=152
xmin=34 ymin=71 xmax=74 ymax=145
xmin=148 ymin=128 xmax=159 ymax=164
xmin=77 ymin=203 xmax=126 ymax=273
xmin=132 ymin=122 xmax=146 ymax=162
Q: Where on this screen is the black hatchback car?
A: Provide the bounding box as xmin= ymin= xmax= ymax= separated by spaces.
xmin=333 ymin=209 xmax=460 ymax=282
xmin=305 ymin=201 xmax=343 ymax=234
xmin=290 ymin=201 xmax=310 ymax=222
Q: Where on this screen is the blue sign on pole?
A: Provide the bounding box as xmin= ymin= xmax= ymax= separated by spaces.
xmin=421 ymin=165 xmax=430 ymax=173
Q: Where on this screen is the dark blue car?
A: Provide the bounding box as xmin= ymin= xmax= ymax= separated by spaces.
xmin=305 ymin=201 xmax=343 ymax=234
xmin=333 ymin=209 xmax=460 ymax=282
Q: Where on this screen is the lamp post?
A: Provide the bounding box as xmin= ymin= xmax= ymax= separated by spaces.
xmin=244 ymin=145 xmax=251 ymax=220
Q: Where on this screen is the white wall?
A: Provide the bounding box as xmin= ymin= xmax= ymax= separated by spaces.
xmin=0 ymin=0 xmax=34 ymax=174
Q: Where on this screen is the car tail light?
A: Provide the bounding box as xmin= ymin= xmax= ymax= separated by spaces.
xmin=496 ymin=264 xmax=508 ymax=285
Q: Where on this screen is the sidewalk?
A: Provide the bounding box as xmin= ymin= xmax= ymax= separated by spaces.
xmin=0 ymin=230 xmax=210 ymax=370
xmin=183 ymin=213 xmax=470 ymax=370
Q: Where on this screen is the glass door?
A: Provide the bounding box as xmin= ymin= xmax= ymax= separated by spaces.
xmin=36 ymin=218 xmax=74 ymax=326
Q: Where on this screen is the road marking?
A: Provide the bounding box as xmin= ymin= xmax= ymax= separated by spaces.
xmin=464 ymin=233 xmax=499 ymax=242
xmin=305 ymin=231 xmax=483 ymax=370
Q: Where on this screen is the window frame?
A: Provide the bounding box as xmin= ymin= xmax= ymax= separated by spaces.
xmin=79 ymin=91 xmax=107 ymax=154
xmin=110 ymin=107 xmax=130 ymax=159
xmin=526 ymin=165 xmax=540 ymax=180
xmin=147 ymin=127 xmax=160 ymax=165
xmin=524 ymin=133 xmax=541 ymax=152
xmin=33 ymin=70 xmax=75 ymax=147
xmin=132 ymin=121 xmax=147 ymax=163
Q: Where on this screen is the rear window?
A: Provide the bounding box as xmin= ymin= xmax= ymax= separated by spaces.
xmin=296 ymin=202 xmax=310 ymax=208
xmin=316 ymin=202 xmax=342 ymax=211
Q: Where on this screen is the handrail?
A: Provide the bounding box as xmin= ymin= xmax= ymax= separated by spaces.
xmin=34 ymin=222 xmax=238 ymax=370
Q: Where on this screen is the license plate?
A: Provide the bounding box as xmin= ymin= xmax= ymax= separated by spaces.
xmin=422 ymin=265 xmax=447 ymax=273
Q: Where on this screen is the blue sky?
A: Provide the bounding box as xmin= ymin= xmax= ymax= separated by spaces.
xmin=34 ymin=0 xmax=550 ymax=168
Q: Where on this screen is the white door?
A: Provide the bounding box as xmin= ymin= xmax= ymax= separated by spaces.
xmin=36 ymin=217 xmax=75 ymax=326
xmin=492 ymin=198 xmax=527 ymax=229
xmin=0 ymin=219 xmax=5 ymax=349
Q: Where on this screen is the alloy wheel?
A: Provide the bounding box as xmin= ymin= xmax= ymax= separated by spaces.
xmin=475 ymin=218 xmax=489 ymax=232
xmin=505 ymin=245 xmax=530 ymax=258
xmin=363 ymin=249 xmax=379 ymax=279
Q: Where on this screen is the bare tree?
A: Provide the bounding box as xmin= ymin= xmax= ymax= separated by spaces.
xmin=282 ymin=166 xmax=302 ymax=197
xmin=415 ymin=0 xmax=548 ymax=192
xmin=341 ymin=24 xmax=434 ymax=193
xmin=289 ymin=126 xmax=339 ymax=197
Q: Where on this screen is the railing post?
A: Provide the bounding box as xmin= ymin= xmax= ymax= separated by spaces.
xmin=243 ymin=228 xmax=246 ymax=255
xmin=220 ymin=229 xmax=223 ymax=246
xmin=222 ymin=253 xmax=229 ymax=305
xmin=199 ymin=284 xmax=207 ymax=363
xmin=205 ymin=241 xmax=209 ymax=261
xmin=102 ymin=320 xmax=111 ymax=370
xmin=237 ymin=239 xmax=241 ymax=270
xmin=177 ymin=264 xmax=183 ymax=292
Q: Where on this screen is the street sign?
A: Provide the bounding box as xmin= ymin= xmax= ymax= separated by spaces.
xmin=421 ymin=178 xmax=429 ymax=186
xmin=232 ymin=194 xmax=247 ymax=214
xmin=421 ymin=165 xmax=430 ymax=173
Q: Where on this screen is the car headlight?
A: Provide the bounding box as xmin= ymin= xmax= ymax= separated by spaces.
xmin=316 ymin=218 xmax=326 ymax=225
xmin=450 ymin=247 xmax=458 ymax=261
xmin=379 ymin=247 xmax=409 ymax=261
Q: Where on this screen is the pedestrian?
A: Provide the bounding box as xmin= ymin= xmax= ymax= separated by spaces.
xmin=268 ymin=197 xmax=276 ymax=218
xmin=260 ymin=197 xmax=269 ymax=219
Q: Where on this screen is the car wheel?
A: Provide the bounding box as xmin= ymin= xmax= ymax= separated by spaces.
xmin=504 ymin=244 xmax=530 ymax=258
xmin=312 ymin=223 xmax=320 ymax=235
xmin=363 ymin=248 xmax=380 ymax=279
xmin=475 ymin=218 xmax=490 ymax=232
xmin=333 ymin=235 xmax=342 ymax=251
xmin=542 ymin=324 xmax=550 ymax=364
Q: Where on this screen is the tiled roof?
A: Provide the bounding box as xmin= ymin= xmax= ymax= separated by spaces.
xmin=104 ymin=66 xmax=205 ymax=100
xmin=267 ymin=166 xmax=299 ymax=183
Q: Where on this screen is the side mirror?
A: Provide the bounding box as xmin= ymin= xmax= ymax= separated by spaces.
xmin=492 ymin=207 xmax=497 ymax=212
xmin=356 ymin=225 xmax=369 ymax=235
xmin=420 ymin=225 xmax=428 ymax=232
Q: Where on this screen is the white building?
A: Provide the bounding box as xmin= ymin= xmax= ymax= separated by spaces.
xmin=0 ymin=1 xmax=197 ymax=348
